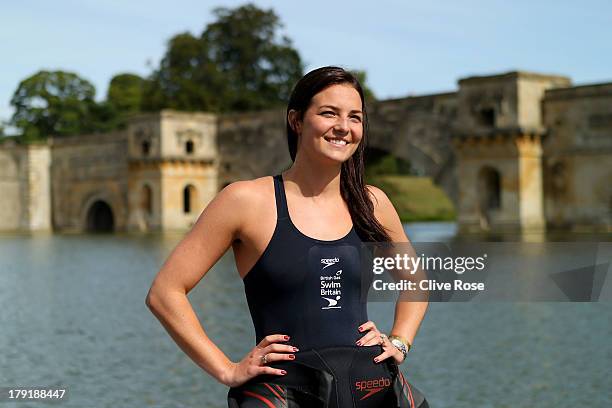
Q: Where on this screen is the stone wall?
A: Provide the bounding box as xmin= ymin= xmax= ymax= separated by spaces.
xmin=158 ymin=161 xmax=217 ymax=231
xmin=542 ymin=82 xmax=612 ymax=230
xmin=0 ymin=142 xmax=51 ymax=231
xmin=49 ymin=132 xmax=129 ymax=232
xmin=127 ymin=111 xmax=217 ymax=161
xmin=0 ymin=143 xmax=24 ymax=231
xmin=217 ymin=108 xmax=291 ymax=187
xmin=24 ymin=144 xmax=52 ymax=231
xmin=517 ymin=73 xmax=571 ymax=129
xmin=454 ymin=136 xmax=522 ymax=232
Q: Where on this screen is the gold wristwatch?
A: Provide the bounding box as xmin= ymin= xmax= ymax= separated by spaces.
xmin=388 ymin=334 xmax=411 ymax=362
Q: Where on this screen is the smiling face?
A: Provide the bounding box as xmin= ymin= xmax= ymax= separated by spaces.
xmin=289 ymin=83 xmax=364 ymax=165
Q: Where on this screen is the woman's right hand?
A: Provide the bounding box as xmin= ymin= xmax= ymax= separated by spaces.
xmin=222 ymin=334 xmax=298 ymax=388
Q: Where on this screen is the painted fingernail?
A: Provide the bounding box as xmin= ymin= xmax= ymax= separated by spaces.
xmin=292 ymin=347 xmax=299 ymax=352
xmin=358 ymin=327 xmax=364 ymax=332
xmin=373 ymin=358 xmax=379 ymax=363
xmin=284 ymin=335 xmax=290 ymax=340
xmin=355 ymin=340 xmax=361 ymax=346
xmin=281 ymin=370 xmax=287 ymax=375
xmin=289 ymin=354 xmax=295 ymax=359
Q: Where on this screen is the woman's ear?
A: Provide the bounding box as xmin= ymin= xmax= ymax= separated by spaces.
xmin=288 ymin=110 xmax=302 ymax=134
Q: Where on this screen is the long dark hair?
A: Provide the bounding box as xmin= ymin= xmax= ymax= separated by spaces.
xmin=285 ymin=66 xmax=392 ymax=242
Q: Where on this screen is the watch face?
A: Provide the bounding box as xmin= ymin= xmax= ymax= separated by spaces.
xmin=391 ymin=339 xmax=407 ymax=357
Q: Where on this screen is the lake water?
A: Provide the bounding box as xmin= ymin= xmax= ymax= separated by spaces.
xmin=1 ymin=222 xmax=610 ymax=407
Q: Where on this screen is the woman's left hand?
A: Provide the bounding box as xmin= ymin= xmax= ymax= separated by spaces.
xmin=356 ymin=321 xmax=405 ymax=365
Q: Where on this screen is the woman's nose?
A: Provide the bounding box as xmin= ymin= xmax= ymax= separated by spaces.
xmin=333 ymin=117 xmax=350 ymax=133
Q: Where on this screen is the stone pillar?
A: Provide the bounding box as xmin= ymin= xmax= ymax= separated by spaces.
xmin=19 ymin=144 xmax=52 ymax=231
xmin=516 ymin=133 xmax=545 ymax=232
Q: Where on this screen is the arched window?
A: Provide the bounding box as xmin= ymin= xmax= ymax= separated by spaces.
xmin=183 ymin=184 xmax=197 ymax=213
xmin=142 ymin=140 xmax=151 ymax=156
xmin=478 ymin=166 xmax=501 ymax=210
xmin=550 ymin=161 xmax=566 ymax=195
xmin=185 ymin=140 xmax=194 ymax=154
xmin=141 ymin=184 xmax=152 ymax=215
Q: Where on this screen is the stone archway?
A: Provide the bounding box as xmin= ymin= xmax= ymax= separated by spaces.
xmin=141 ymin=184 xmax=153 ymax=216
xmin=85 ymin=200 xmax=115 ymax=232
xmin=367 ymin=122 xmax=458 ymax=205
xmin=477 ymin=166 xmax=502 ymax=229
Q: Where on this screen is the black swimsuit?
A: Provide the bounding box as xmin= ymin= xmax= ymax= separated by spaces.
xmin=243 ymin=173 xmax=367 ymax=350
xmin=228 ymin=174 xmax=427 ymax=407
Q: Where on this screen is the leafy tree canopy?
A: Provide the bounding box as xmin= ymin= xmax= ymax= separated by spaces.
xmin=351 ymin=69 xmax=377 ymax=103
xmin=144 ymin=3 xmax=304 ymax=112
xmin=10 ymin=70 xmax=98 ymax=141
xmin=107 ymin=73 xmax=145 ymax=128
xmin=142 ymin=32 xmax=225 ymax=112
xmin=108 ymin=73 xmax=144 ymax=113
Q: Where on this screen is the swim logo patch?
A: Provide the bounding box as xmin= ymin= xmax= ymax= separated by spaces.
xmin=320 ymin=257 xmax=342 ymax=309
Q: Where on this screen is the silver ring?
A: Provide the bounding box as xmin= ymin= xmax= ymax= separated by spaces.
xmin=380 ymin=333 xmax=388 ymax=345
xmin=260 ymin=354 xmax=268 ymax=365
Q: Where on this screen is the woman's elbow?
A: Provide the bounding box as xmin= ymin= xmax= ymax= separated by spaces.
xmin=145 ymin=281 xmax=185 ymax=313
xmin=145 ymin=286 xmax=162 ymax=311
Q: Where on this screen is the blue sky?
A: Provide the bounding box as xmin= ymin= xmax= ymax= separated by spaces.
xmin=2 ymin=0 xmax=611 ymax=128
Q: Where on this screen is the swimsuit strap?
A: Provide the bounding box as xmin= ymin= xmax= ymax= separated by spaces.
xmin=273 ymin=174 xmax=289 ymax=220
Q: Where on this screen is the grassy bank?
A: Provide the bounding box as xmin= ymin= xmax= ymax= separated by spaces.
xmin=366 ymin=175 xmax=456 ymax=222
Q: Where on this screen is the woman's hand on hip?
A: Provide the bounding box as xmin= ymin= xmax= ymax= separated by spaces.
xmin=222 ymin=334 xmax=298 ymax=387
xmin=356 ymin=321 xmax=405 ymax=365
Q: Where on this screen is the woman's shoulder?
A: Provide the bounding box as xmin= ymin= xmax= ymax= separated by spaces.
xmin=365 ymin=183 xmax=403 ymax=235
xmin=365 ymin=184 xmax=393 ymax=210
xmin=217 ymin=175 xmax=275 ymax=208
xmin=193 ymin=176 xmax=274 ymax=241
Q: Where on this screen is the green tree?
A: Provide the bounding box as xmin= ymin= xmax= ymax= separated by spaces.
xmin=108 ymin=73 xmax=144 ymax=114
xmin=107 ymin=73 xmax=144 ymax=128
xmin=142 ymin=32 xmax=225 ymax=112
xmin=203 ymin=3 xmax=303 ymax=111
xmin=10 ymin=70 xmax=98 ymax=141
xmin=144 ymin=3 xmax=303 ymax=112
xmin=351 ymin=69 xmax=377 ymax=103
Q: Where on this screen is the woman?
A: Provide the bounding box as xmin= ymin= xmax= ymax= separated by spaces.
xmin=146 ymin=66 xmax=428 ymax=407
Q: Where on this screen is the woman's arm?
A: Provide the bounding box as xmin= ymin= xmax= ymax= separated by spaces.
xmin=368 ymin=185 xmax=429 ymax=347
xmin=145 ymin=181 xmax=251 ymax=386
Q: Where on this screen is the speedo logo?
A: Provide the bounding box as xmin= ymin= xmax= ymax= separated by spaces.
xmin=355 ymin=377 xmax=391 ymax=400
xmin=321 ymin=257 xmax=340 ymax=269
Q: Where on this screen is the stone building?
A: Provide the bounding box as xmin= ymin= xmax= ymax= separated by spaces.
xmin=0 ymin=111 xmax=217 ymax=233
xmin=0 ymin=70 xmax=610 ymax=233
xmin=451 ymin=73 xmax=612 ymax=233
